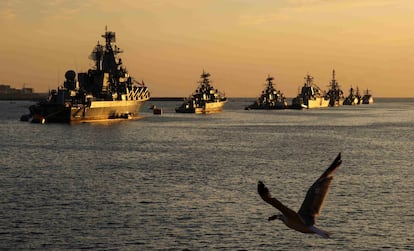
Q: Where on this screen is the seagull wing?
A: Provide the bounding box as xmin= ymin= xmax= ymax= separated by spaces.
xmin=298 ymin=153 xmax=342 ymax=226
xmin=258 ymin=181 xmax=297 ymax=218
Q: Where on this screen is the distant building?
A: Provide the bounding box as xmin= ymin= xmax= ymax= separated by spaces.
xmin=0 ymin=84 xmax=33 ymax=94
xmin=0 ymin=84 xmax=13 ymax=93
xmin=0 ymin=84 xmax=44 ymax=100
xmin=22 ymin=87 xmax=34 ymax=94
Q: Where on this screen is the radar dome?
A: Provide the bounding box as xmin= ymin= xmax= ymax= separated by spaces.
xmin=65 ymin=70 xmax=76 ymax=81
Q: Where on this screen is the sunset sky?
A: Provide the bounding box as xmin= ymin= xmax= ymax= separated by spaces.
xmin=1 ymin=0 xmax=413 ymax=97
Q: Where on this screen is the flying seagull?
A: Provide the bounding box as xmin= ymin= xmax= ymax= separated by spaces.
xmin=257 ymin=152 xmax=342 ymax=238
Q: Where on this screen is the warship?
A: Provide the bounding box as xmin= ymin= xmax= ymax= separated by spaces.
xmin=361 ymin=89 xmax=374 ymax=104
xmin=24 ymin=28 xmax=150 ymax=123
xmin=291 ymin=74 xmax=329 ymax=109
xmin=343 ymin=86 xmax=362 ymax=105
xmin=175 ymin=70 xmax=227 ymax=114
xmin=246 ymin=75 xmax=287 ymax=110
xmin=325 ymin=69 xmax=344 ymax=107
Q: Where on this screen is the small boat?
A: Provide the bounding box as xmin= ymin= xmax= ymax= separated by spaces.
xmin=246 ymin=75 xmax=287 ymax=110
xmin=150 ymin=105 xmax=163 ymax=115
xmin=291 ymin=74 xmax=329 ymax=109
xmin=325 ymin=69 xmax=344 ymax=107
xmin=343 ymin=86 xmax=362 ymax=105
xmin=24 ymin=27 xmax=150 ymax=123
xmin=175 ymin=70 xmax=227 ymax=114
xmin=361 ymin=89 xmax=374 ymax=104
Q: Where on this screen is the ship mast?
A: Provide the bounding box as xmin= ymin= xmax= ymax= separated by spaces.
xmin=331 ymin=69 xmax=337 ymax=88
xmin=101 ymin=28 xmax=118 ymax=74
xmin=304 ymin=74 xmax=313 ymax=87
xmin=329 ymin=69 xmax=342 ymax=91
xmin=200 ymin=69 xmax=211 ymax=88
xmin=266 ymin=75 xmax=275 ymax=92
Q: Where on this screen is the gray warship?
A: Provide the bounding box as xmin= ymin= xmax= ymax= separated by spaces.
xmin=175 ymin=70 xmax=227 ymax=114
xmin=361 ymin=89 xmax=374 ymax=104
xmin=343 ymin=86 xmax=362 ymax=105
xmin=246 ymin=75 xmax=288 ymax=110
xmin=291 ymin=74 xmax=329 ymax=109
xmin=325 ymin=69 xmax=344 ymax=107
xmin=23 ymin=28 xmax=150 ymax=123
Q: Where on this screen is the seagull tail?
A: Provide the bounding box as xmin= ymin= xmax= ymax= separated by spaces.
xmin=309 ymin=226 xmax=331 ymax=238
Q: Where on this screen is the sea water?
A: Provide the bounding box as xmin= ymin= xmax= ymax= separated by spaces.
xmin=0 ymin=99 xmax=413 ymax=250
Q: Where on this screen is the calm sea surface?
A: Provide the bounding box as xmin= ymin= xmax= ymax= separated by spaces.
xmin=0 ymin=98 xmax=413 ymax=250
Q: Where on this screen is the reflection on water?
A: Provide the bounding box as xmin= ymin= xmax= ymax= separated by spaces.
xmin=0 ymin=99 xmax=413 ymax=250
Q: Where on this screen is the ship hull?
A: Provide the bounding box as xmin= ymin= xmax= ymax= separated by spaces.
xmin=195 ymin=101 xmax=226 ymax=114
xmin=307 ymin=98 xmax=330 ymax=109
xmin=362 ymin=96 xmax=374 ymax=104
xmin=246 ymin=101 xmax=288 ymax=110
xmin=75 ymin=100 xmax=145 ymax=120
xmin=343 ymin=97 xmax=360 ymax=105
xmin=176 ymin=100 xmax=226 ymax=114
xmin=292 ymin=97 xmax=330 ymax=109
xmin=30 ymin=100 xmax=146 ymax=123
xmin=329 ymin=98 xmax=344 ymax=107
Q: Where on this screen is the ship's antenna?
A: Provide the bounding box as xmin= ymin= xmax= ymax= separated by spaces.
xmin=56 ymin=67 xmax=60 ymax=87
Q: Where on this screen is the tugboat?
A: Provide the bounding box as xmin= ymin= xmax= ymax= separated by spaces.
xmin=291 ymin=74 xmax=329 ymax=109
xmin=343 ymin=86 xmax=362 ymax=105
xmin=24 ymin=27 xmax=150 ymax=123
xmin=175 ymin=70 xmax=227 ymax=114
xmin=361 ymin=89 xmax=374 ymax=104
xmin=245 ymin=75 xmax=287 ymax=110
xmin=325 ymin=69 xmax=344 ymax=107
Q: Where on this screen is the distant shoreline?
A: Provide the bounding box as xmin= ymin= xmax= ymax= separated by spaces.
xmin=149 ymin=97 xmax=185 ymax=101
xmin=0 ymin=93 xmax=48 ymax=101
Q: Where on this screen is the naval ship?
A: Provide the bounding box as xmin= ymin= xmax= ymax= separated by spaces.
xmin=175 ymin=70 xmax=227 ymax=114
xmin=246 ymin=75 xmax=287 ymax=110
xmin=343 ymin=86 xmax=362 ymax=105
xmin=325 ymin=69 xmax=344 ymax=107
xmin=361 ymin=89 xmax=374 ymax=104
xmin=24 ymin=28 xmax=150 ymax=123
xmin=291 ymin=74 xmax=329 ymax=109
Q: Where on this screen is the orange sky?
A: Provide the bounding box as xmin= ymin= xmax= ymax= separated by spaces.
xmin=1 ymin=0 xmax=413 ymax=97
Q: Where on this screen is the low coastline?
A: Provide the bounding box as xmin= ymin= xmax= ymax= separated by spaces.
xmin=0 ymin=93 xmax=48 ymax=101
